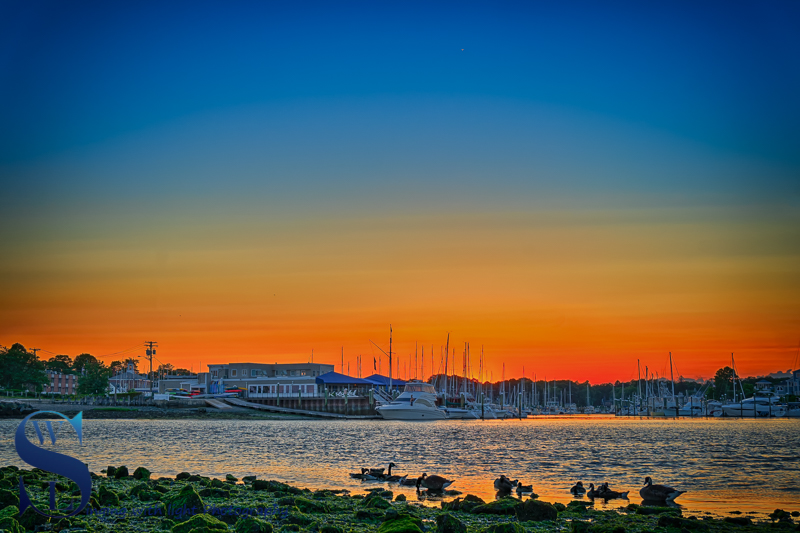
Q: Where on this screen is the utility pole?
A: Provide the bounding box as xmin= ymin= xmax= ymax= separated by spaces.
xmin=145 ymin=341 xmax=158 ymax=392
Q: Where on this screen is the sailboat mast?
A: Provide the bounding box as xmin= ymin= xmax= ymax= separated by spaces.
xmin=389 ymin=326 xmax=393 ymax=392
xmin=669 ymin=352 xmax=675 ymax=401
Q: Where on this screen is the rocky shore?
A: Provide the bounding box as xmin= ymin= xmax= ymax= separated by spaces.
xmin=1 ymin=465 xmax=798 ymax=533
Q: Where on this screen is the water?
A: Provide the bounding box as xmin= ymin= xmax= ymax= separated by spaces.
xmin=2 ymin=416 xmax=798 ymax=518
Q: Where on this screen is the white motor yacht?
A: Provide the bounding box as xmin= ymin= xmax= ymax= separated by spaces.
xmin=721 ymin=394 xmax=786 ymax=418
xmin=376 ymin=381 xmax=447 ymax=420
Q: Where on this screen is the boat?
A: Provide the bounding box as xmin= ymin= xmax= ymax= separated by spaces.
xmin=376 ymin=381 xmax=447 ymax=420
xmin=721 ymin=394 xmax=786 ymax=417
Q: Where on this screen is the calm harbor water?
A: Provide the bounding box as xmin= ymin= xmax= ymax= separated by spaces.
xmin=2 ymin=416 xmax=798 ymax=518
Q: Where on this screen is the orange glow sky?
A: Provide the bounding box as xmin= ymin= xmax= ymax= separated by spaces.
xmin=1 ymin=4 xmax=799 ymax=383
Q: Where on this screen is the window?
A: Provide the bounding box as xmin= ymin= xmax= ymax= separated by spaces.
xmin=251 ymin=369 xmax=257 ymax=377
xmin=232 ymin=369 xmax=237 ymax=377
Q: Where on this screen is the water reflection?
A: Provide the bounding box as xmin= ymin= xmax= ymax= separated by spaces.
xmin=1 ymin=416 xmax=798 ymax=517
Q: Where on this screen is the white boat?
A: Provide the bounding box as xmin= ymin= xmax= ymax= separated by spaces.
xmin=584 ymin=406 xmax=595 ymax=414
xmin=721 ymin=395 xmax=786 ymax=418
xmin=441 ymin=406 xmax=480 ymax=419
xmin=376 ymin=381 xmax=447 ymax=420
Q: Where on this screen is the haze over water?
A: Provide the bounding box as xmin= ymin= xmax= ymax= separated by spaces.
xmin=3 ymin=417 xmax=798 ymax=518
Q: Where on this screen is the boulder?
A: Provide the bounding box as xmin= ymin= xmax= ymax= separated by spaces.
xmin=171 ymin=513 xmax=227 ymax=533
xmin=515 ymin=499 xmax=558 ymax=522
xmin=471 ymin=497 xmax=521 ymax=515
xmin=482 ymin=523 xmax=524 ymax=533
xmin=114 ymin=465 xmax=129 ymax=479
xmin=235 ymin=516 xmax=274 ymax=533
xmin=133 ymin=467 xmax=151 ymax=480
xmin=98 ymin=485 xmax=120 ymax=506
xmin=378 ymin=515 xmax=424 ymax=533
xmin=436 ymin=512 xmax=466 ymax=533
xmin=164 ymin=484 xmax=206 ymax=517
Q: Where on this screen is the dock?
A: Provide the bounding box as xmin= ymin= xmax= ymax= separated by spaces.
xmin=223 ymin=397 xmax=381 ymax=419
xmin=204 ymin=398 xmax=232 ymax=410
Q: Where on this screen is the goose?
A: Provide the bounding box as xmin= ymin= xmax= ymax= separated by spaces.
xmin=597 ymin=483 xmax=628 ymax=499
xmin=350 ymin=468 xmax=379 ymax=480
xmin=416 ymin=473 xmax=454 ymax=491
xmin=382 ymin=463 xmax=405 ymax=482
xmin=515 ymin=483 xmax=534 ymax=494
xmin=494 ymin=475 xmax=514 ymax=492
xmin=570 ymin=481 xmax=586 ymax=495
xmin=586 ymin=483 xmax=601 ymax=498
xmin=639 ymin=477 xmax=685 ymax=502
xmin=399 ymin=475 xmax=419 ymax=487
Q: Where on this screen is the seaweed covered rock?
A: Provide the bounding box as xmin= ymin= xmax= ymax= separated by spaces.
xmin=472 ymin=497 xmax=521 ymax=515
xmin=285 ymin=511 xmax=313 ymax=526
xmin=723 ymin=516 xmax=753 ymax=526
xmin=319 ymin=525 xmax=344 ymax=533
xmin=0 ymin=489 xmax=19 ymax=509
xmin=226 ymin=474 xmax=239 ymax=482
xmin=106 ymin=466 xmax=117 ymax=478
xmin=235 ymin=516 xmax=274 ymax=533
xmin=363 ymin=494 xmax=392 ymax=510
xmin=515 ymin=499 xmax=558 ymax=522
xmin=134 ymin=466 xmax=151 ymax=480
xmin=657 ymin=515 xmax=708 ymax=530
xmin=98 ymin=485 xmax=120 ymax=506
xmin=378 ymin=515 xmax=424 ymax=533
xmin=483 ymin=523 xmax=524 ymax=533
xmin=171 ymin=512 xmax=227 ymax=533
xmin=771 ymin=509 xmax=792 ymax=522
xmin=436 ymin=512 xmax=466 ymax=533
xmin=0 ymin=516 xmax=23 ymax=533
xmin=176 ymin=472 xmax=191 ymax=481
xmin=210 ymin=478 xmax=225 ymax=488
xmin=164 ymin=483 xmax=206 ymax=516
xmin=114 ymin=465 xmax=129 ymax=478
xmin=294 ymin=496 xmax=329 ymax=513
xmin=355 ymin=509 xmax=384 ymax=520
xmin=242 ymin=476 xmax=257 ymax=484
xmin=395 ymin=494 xmax=406 ymax=502
xmin=633 ymin=505 xmax=679 ymax=515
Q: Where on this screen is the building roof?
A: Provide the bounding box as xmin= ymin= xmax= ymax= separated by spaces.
xmin=363 ymin=374 xmax=408 ymax=387
xmin=315 ymin=371 xmax=373 ymax=386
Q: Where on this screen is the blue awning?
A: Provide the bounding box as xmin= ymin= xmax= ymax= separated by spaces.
xmin=316 ymin=371 xmax=373 ymax=386
xmin=363 ymin=374 xmax=407 ymax=387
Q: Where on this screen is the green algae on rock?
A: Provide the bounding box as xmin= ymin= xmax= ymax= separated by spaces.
xmin=236 ymin=515 xmax=274 ymax=533
xmin=378 ymin=515 xmax=424 ymax=533
xmin=471 ymin=497 xmax=521 ymax=515
xmin=171 ymin=512 xmax=228 ymax=533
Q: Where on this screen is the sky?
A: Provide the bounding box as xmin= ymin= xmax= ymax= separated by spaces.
xmin=1 ymin=1 xmax=799 ymax=383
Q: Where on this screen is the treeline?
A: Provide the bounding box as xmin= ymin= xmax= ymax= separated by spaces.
xmin=0 ymin=342 xmax=192 ymax=397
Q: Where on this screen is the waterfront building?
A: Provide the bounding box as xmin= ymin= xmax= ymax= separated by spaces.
xmin=43 ymin=370 xmax=77 ymax=396
xmin=108 ymin=363 xmax=152 ymax=394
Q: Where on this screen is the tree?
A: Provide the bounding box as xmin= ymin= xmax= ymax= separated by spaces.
xmin=109 ymin=360 xmax=125 ymax=375
xmin=0 ymin=343 xmax=48 ymax=392
xmin=174 ymin=368 xmax=192 ymax=376
xmin=76 ymin=361 xmax=111 ymax=396
xmin=46 ymin=354 xmax=73 ymax=374
xmin=73 ymin=353 xmax=99 ymax=374
xmin=123 ymin=357 xmax=140 ymax=373
xmin=714 ymin=367 xmax=735 ymax=399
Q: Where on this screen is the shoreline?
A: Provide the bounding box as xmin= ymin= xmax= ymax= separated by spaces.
xmin=1 ymin=465 xmax=796 ymax=533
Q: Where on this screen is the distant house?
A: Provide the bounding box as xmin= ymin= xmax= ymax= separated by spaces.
xmin=754 ymin=380 xmax=774 ymax=393
xmin=781 ymin=370 xmax=800 ymax=397
xmin=108 ymin=363 xmax=152 ymax=394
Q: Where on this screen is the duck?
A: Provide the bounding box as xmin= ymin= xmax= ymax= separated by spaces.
xmin=639 ymin=477 xmax=685 ymax=502
xmin=570 ymin=481 xmax=586 ymax=495
xmin=586 ymin=483 xmax=601 ymax=498
xmin=494 ymin=475 xmax=515 ymax=492
xmin=416 ymin=473 xmax=454 ymax=491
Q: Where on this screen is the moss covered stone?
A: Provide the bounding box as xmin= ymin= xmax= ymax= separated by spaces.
xmin=472 ymin=497 xmax=521 ymax=516
xmin=633 ymin=505 xmax=679 ymax=515
xmin=285 ymin=511 xmax=313 ymax=526
xmin=0 ymin=516 xmax=24 ymax=533
xmin=483 ymin=523 xmax=524 ymax=533
xmin=657 ymin=514 xmax=709 ymax=530
xmin=106 ymin=466 xmax=118 ymax=478
xmin=164 ymin=484 xmax=206 ymax=517
xmin=99 ymin=485 xmax=120 ymax=506
xmin=515 ymin=499 xmax=558 ymax=522
xmin=0 ymin=489 xmax=19 ymax=509
xmin=235 ymin=516 xmax=274 ymax=533
xmin=114 ymin=465 xmax=130 ymax=478
xmin=436 ymin=512 xmax=466 ymax=533
xmin=319 ymin=525 xmax=344 ymax=533
xmin=134 ymin=467 xmax=152 ymax=480
xmin=363 ymin=494 xmax=392 ymax=510
xmin=176 ymin=472 xmax=191 ymax=481
xmin=395 ymin=494 xmax=406 ymax=502
xmin=378 ymin=515 xmax=424 ymax=533
xmin=171 ymin=512 xmax=228 ymax=533
xmin=294 ymin=496 xmax=328 ymax=513
xmin=226 ymin=474 xmax=239 ymax=482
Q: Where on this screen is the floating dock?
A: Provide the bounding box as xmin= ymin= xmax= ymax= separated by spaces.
xmin=224 ymin=397 xmax=380 ymax=419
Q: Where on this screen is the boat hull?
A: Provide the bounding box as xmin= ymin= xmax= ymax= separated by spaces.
xmin=376 ymin=405 xmax=447 ymax=420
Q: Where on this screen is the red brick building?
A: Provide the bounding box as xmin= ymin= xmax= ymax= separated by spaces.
xmin=44 ymin=370 xmax=77 ymax=395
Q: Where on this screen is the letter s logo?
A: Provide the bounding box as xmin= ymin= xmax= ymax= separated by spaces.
xmin=15 ymin=411 xmax=91 ymax=517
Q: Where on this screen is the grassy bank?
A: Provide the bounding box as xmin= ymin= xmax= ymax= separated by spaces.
xmin=1 ymin=465 xmax=797 ymax=533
